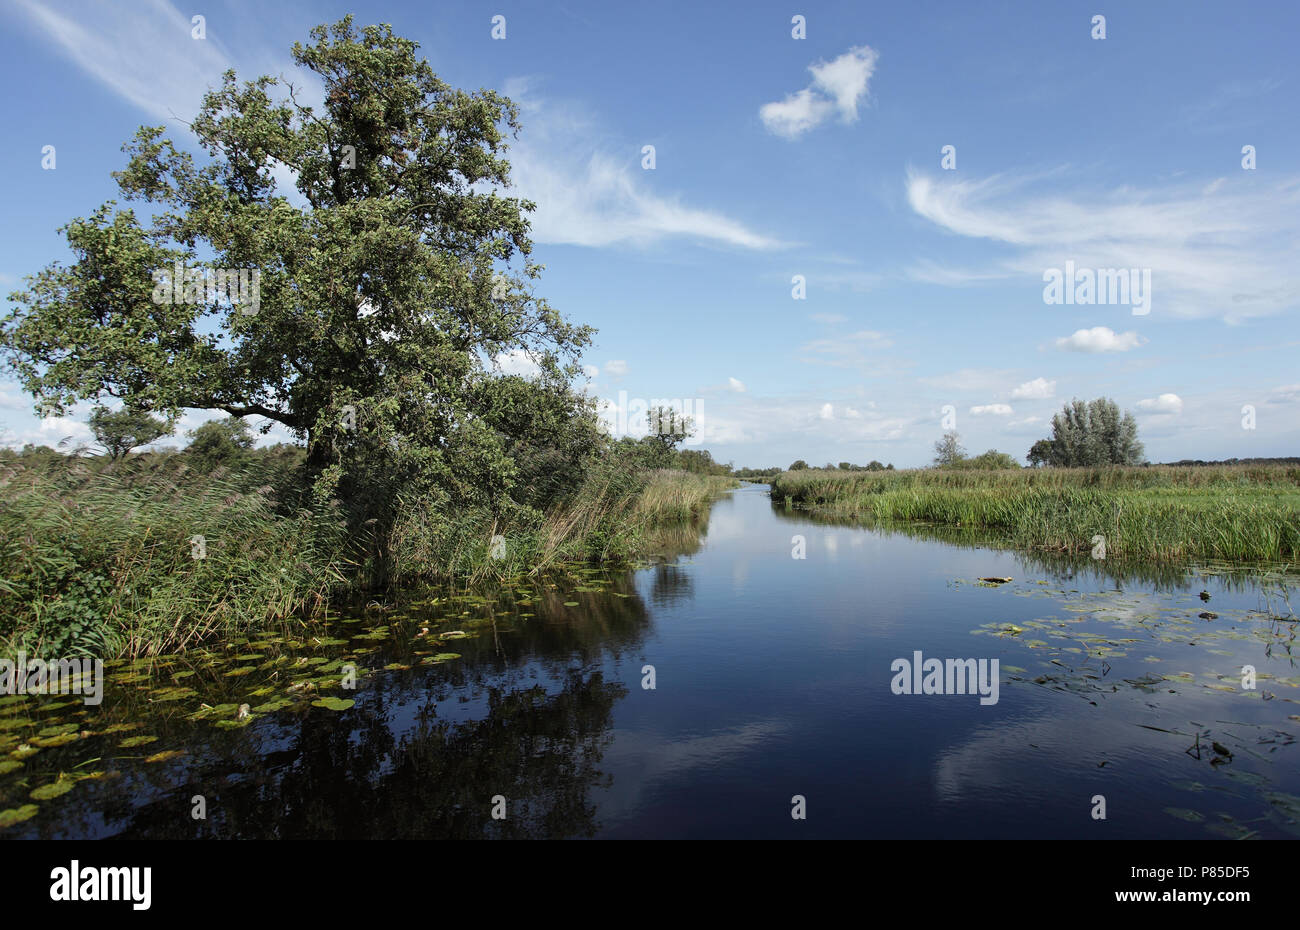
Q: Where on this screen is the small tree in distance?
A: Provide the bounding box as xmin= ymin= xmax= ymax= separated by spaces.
xmin=186 ymin=416 xmax=255 ymax=472
xmin=933 ymin=431 xmax=966 ymax=466
xmin=89 ymin=406 xmax=170 ymax=459
xmin=1030 ymin=398 xmax=1145 ymax=467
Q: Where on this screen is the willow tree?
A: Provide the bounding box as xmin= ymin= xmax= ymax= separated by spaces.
xmin=2 ymin=17 xmax=600 ymax=532
xmin=1034 ymin=398 xmax=1144 ymax=467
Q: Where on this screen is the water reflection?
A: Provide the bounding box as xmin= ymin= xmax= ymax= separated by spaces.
xmin=4 ymin=484 xmax=1298 ymax=840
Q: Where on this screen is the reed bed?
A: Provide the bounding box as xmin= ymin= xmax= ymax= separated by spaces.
xmin=769 ymin=465 xmax=1300 ymax=563
xmin=0 ymin=451 xmax=735 ymax=658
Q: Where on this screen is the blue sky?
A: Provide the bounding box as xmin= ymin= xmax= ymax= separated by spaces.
xmin=2 ymin=0 xmax=1297 ymax=467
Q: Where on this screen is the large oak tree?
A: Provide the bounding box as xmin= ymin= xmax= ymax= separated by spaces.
xmin=3 ymin=17 xmax=600 ymax=523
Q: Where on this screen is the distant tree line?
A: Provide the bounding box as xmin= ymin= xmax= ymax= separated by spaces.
xmin=781 ymin=460 xmax=894 ymax=472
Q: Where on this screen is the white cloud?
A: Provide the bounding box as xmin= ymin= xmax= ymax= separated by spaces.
xmin=970 ymin=404 xmax=1014 ymax=416
xmin=11 ymin=0 xmax=233 ymax=125
xmin=12 ymin=0 xmax=315 ymax=204
xmin=809 ymin=312 xmax=847 ymax=324
xmin=760 ymin=45 xmax=878 ymax=139
xmin=505 ymin=89 xmax=784 ymax=250
xmin=603 ymin=359 xmax=629 ymax=378
xmin=1055 ymin=326 xmax=1145 ymax=353
xmin=1008 ymin=416 xmax=1042 ymax=428
xmin=819 ymin=403 xmax=834 ymax=420
xmin=582 ymin=364 xmax=600 ymax=380
xmin=808 ymin=46 xmax=879 ymax=122
xmin=727 ymin=377 xmax=746 ymax=393
xmin=906 ymin=169 xmax=1300 ymax=322
xmin=1010 ymin=377 xmax=1056 ymax=400
xmin=1136 ymin=393 xmax=1183 ymax=414
xmin=758 ymin=88 xmax=835 ymax=140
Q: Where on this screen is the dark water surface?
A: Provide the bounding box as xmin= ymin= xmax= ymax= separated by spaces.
xmin=3 ymin=483 xmax=1298 ymax=839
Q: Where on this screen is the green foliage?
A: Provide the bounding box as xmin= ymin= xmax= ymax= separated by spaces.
xmin=184 ymin=416 xmax=255 ymax=472
xmin=836 ymin=460 xmax=891 ymax=471
xmin=1026 ymin=438 xmax=1053 ymax=468
xmin=943 ymin=449 xmax=1020 ymax=470
xmin=788 ymin=460 xmax=809 ymax=471
xmin=0 ymin=447 xmax=348 ymax=658
xmin=88 ymin=407 xmax=171 ymax=459
xmin=674 ymin=447 xmax=731 ymax=476
xmin=1033 ymin=397 xmax=1145 ymax=467
xmin=0 ymin=16 xmax=598 ymax=574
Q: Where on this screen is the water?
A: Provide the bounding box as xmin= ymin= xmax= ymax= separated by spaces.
xmin=3 ymin=483 xmax=1298 ymax=838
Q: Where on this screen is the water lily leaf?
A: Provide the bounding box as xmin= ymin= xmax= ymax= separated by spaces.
xmin=0 ymin=804 xmax=38 ymax=828
xmin=144 ymin=750 xmax=187 ymax=763
xmin=36 ymin=723 xmax=79 ymax=737
xmin=251 ymin=699 xmax=291 ymax=713
xmin=100 ymin=722 xmax=141 ymax=734
xmin=1163 ymin=807 xmax=1205 ymax=822
xmin=214 ymin=718 xmax=253 ymax=729
xmin=30 ymin=733 xmax=81 ymax=748
xmin=30 ymin=780 xmax=76 ymax=801
xmin=117 ymin=735 xmax=158 ymax=748
xmin=311 ymin=697 xmax=355 ymax=711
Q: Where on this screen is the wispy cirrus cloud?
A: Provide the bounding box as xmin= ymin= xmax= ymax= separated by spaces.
xmin=798 ymin=329 xmax=897 ymax=373
xmin=906 ymin=169 xmax=1300 ymax=322
xmin=505 ymin=80 xmax=786 ymax=251
xmin=13 ymin=4 xmax=779 ymax=254
xmin=11 ymin=0 xmax=234 ymax=123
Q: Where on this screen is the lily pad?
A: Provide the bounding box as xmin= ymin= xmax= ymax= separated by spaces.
xmin=0 ymin=804 xmax=39 ymax=828
xmin=311 ymin=697 xmax=355 ymax=711
xmin=144 ymin=749 xmax=187 ymax=763
xmin=117 ymin=735 xmax=158 ymax=748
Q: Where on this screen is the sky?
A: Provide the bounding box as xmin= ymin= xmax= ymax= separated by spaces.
xmin=1 ymin=0 xmax=1298 ymax=468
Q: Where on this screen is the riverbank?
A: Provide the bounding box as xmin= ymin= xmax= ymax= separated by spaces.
xmin=769 ymin=465 xmax=1300 ymax=563
xmin=0 ymin=450 xmax=733 ymax=659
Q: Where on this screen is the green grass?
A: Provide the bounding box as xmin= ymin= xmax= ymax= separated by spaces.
xmin=0 ymin=452 xmax=736 ymax=659
xmin=769 ymin=465 xmax=1300 ymax=563
xmin=0 ymin=454 xmax=350 ymax=659
xmin=387 ymin=466 xmax=736 ymax=582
